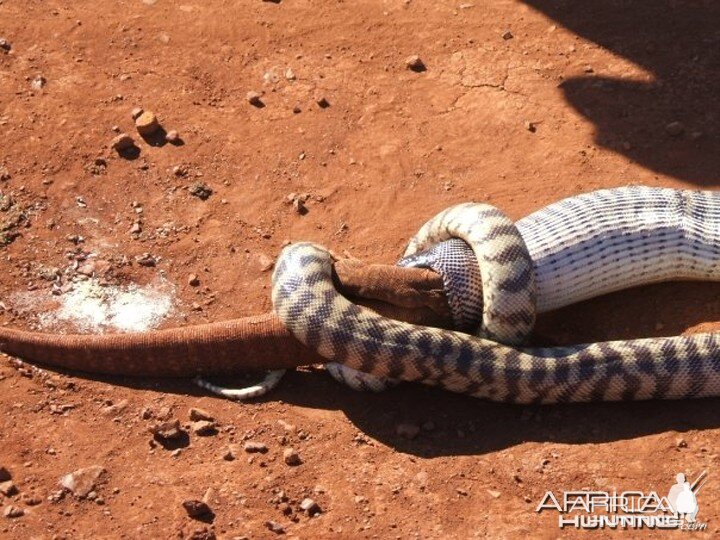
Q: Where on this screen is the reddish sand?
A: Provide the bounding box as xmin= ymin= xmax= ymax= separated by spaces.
xmin=1 ymin=1 xmax=719 ymax=538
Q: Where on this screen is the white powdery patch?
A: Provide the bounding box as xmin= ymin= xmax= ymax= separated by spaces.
xmin=14 ymin=278 xmax=175 ymax=333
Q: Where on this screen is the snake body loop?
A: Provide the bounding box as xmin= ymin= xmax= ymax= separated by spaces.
xmin=403 ymin=203 xmax=536 ymax=344
xmin=272 ymin=242 xmax=720 ymax=403
xmin=202 ymin=186 xmax=720 ymax=401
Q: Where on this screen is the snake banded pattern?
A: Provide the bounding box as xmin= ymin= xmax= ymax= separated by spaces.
xmin=272 ymin=241 xmax=720 ymax=403
xmin=199 ymin=186 xmax=720 ymax=401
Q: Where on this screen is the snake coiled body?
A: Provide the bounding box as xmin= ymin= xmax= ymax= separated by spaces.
xmin=270 ymin=186 xmax=720 ymax=403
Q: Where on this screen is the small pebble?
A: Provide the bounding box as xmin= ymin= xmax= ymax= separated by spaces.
xmin=283 ymin=448 xmax=301 ymax=466
xmin=405 ymin=55 xmax=426 ymax=72
xmin=292 ymin=105 xmax=302 ymax=114
xmin=188 ymin=274 xmax=200 ymax=287
xmin=3 ymin=505 xmax=23 ymax=519
xmin=189 ymin=183 xmax=213 ymax=200
xmin=0 ymin=467 xmax=10 ymax=482
xmin=192 ymin=420 xmax=217 ymax=436
xmin=677 ymin=438 xmax=688 ymax=448
xmin=502 ymin=30 xmax=514 ymax=40
xmin=165 ymin=130 xmax=180 ymax=143
xmin=0 ymin=481 xmax=18 ymax=496
xmin=316 ymin=96 xmax=330 ymax=108
xmin=135 ymin=111 xmax=160 ymax=136
xmin=130 ymin=222 xmax=142 ymax=234
xmin=0 ymin=38 xmax=11 ymax=52
xmin=182 ymin=499 xmax=212 ymax=519
xmin=131 ymin=107 xmax=144 ymax=120
xmin=243 ymin=441 xmax=268 ymax=454
xmin=58 ymin=465 xmax=106 ymax=499
xmin=189 ymin=407 xmax=214 ymax=421
xmin=299 ymin=497 xmax=321 ymax=516
xmin=292 ymin=198 xmax=307 ymax=215
xmin=31 ymin=75 xmax=46 ymax=90
xmin=247 ymin=91 xmax=264 ymax=107
xmin=150 ymin=419 xmax=185 ymax=441
xmin=265 ymin=520 xmax=285 ymax=534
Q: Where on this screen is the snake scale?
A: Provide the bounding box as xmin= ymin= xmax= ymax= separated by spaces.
xmin=200 ymin=186 xmax=720 ymax=403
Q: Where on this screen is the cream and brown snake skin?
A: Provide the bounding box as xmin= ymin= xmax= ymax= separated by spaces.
xmin=250 ymin=186 xmax=720 ymax=404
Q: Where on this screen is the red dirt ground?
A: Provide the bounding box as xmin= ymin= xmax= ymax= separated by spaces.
xmin=1 ymin=0 xmax=720 ymax=538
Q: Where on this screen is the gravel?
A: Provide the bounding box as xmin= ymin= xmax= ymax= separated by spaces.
xmin=283 ymin=448 xmax=302 ymax=466
xmin=182 ymin=499 xmax=212 ymax=519
xmin=135 ymin=111 xmax=160 ymax=136
xmin=405 ymin=55 xmax=426 ymax=72
xmin=243 ymin=441 xmax=268 ymax=453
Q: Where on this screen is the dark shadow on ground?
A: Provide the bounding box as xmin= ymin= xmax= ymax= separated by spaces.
xmin=523 ymin=0 xmax=720 ymax=185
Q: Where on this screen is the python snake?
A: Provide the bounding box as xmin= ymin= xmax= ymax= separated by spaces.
xmin=200 ymin=186 xmax=720 ymax=402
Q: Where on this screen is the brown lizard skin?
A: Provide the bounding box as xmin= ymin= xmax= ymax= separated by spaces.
xmin=0 ymin=261 xmax=452 ymax=377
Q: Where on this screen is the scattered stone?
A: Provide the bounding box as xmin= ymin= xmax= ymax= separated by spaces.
xmin=292 ymin=197 xmax=307 ymax=215
xmin=524 ymin=121 xmax=537 ymax=133
xmin=265 ymin=520 xmax=285 ymax=534
xmin=246 ymin=91 xmax=264 ymax=107
xmin=100 ymin=400 xmax=129 ymax=416
xmin=222 ymin=448 xmax=236 ymax=461
xmin=502 ymin=30 xmax=514 ymax=40
xmin=135 ymin=111 xmax=160 ymax=136
xmin=405 ymin=55 xmax=426 ymax=72
xmin=165 ymin=130 xmax=180 ymax=143
xmin=192 ymin=420 xmax=217 ymax=436
xmin=283 ymin=448 xmax=301 ymax=466
xmin=676 ymin=438 xmax=688 ymax=448
xmin=130 ymin=222 xmax=142 ymax=235
xmin=188 ymin=274 xmax=200 ymax=287
xmin=299 ymin=497 xmax=321 ymax=516
xmin=0 ymin=467 xmax=9 ymax=482
xmin=150 ymin=419 xmax=185 ymax=441
xmin=487 ymin=489 xmax=501 ymax=499
xmin=316 ymin=96 xmax=330 ymax=108
xmin=3 ymin=505 xmax=23 ymax=519
xmin=189 ymin=407 xmax=213 ymax=421
xmin=278 ymin=420 xmax=296 ymax=432
xmin=182 ymin=499 xmax=212 ymax=519
xmin=135 ymin=253 xmax=157 ymax=267
xmin=59 ymin=465 xmax=106 ymax=499
xmin=0 ymin=38 xmax=11 ymax=52
xmin=243 ymin=441 xmax=268 ymax=454
xmin=0 ymin=481 xmax=18 ymax=496
xmin=395 ymin=422 xmax=420 ymax=440
xmin=111 ymin=133 xmax=135 ymax=152
xmin=665 ymin=121 xmax=685 ymax=137
xmin=31 ymin=75 xmax=46 ymax=90
xmin=292 ymin=105 xmax=302 ymax=114
xmin=189 ymin=183 xmax=213 ymax=200
xmin=0 ymin=166 xmax=10 ymax=181
xmin=284 ymin=67 xmax=296 ymax=80
xmin=21 ymin=493 xmax=42 ymax=506
xmin=173 ymin=164 xmax=188 ymax=177
xmin=131 ymin=107 xmax=144 ymax=120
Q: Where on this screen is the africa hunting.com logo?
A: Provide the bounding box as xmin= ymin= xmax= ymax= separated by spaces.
xmin=536 ymin=471 xmax=708 ymax=531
